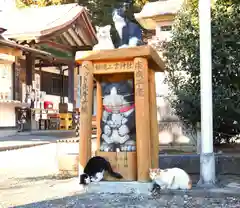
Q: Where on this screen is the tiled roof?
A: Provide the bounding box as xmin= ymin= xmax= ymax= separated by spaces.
xmin=0 ymin=3 xmax=97 ymax=46
xmin=0 ymin=3 xmax=81 ymax=37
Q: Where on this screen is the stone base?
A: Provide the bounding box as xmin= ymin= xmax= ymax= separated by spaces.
xmin=87 ymin=181 xmax=152 ymax=194
xmin=159 ymin=153 xmax=240 ymax=175
xmin=85 ymin=181 xmax=240 ymax=197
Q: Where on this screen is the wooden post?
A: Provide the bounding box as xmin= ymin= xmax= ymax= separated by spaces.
xmin=149 ymin=69 xmax=159 ymax=168
xmin=75 ymin=46 xmax=165 ymax=181
xmin=60 ymin=67 xmax=64 ymax=104
xmin=68 ymin=62 xmax=75 ymax=104
xmin=134 ymin=57 xmax=151 ymax=181
xmin=79 ymin=61 xmax=94 ymax=173
xmin=96 ymin=80 xmax=102 ymax=150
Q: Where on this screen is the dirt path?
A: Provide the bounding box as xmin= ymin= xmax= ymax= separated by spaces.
xmin=0 ymin=139 xmax=98 ymax=207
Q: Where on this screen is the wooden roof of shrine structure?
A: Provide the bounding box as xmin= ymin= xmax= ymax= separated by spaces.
xmin=0 ymin=3 xmax=97 ymax=63
xmin=75 ymin=45 xmax=165 ymax=72
xmin=0 ymin=27 xmax=53 ymax=63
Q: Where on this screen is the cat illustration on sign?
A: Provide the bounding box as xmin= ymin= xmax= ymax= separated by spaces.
xmin=149 ymin=168 xmax=192 ymax=192
xmin=112 ymin=6 xmax=143 ymax=48
xmin=100 ymin=80 xmax=136 ymax=152
xmin=93 ymin=25 xmax=115 ymax=50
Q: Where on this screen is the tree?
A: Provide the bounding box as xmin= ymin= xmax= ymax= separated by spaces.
xmin=16 ymin=0 xmax=149 ymax=46
xmin=16 ymin=0 xmax=68 ymax=7
xmin=16 ymin=0 xmax=147 ymax=25
xmin=162 ymin=0 xmax=240 ymax=144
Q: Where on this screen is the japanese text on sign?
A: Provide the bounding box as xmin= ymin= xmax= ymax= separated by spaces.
xmin=81 ymin=65 xmax=89 ymax=113
xmin=93 ymin=61 xmax=133 ymax=72
xmin=135 ymin=60 xmax=144 ymax=97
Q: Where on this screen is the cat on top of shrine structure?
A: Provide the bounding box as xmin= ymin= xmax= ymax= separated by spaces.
xmin=112 ymin=4 xmax=143 ymax=48
xmin=93 ymin=25 xmax=115 ymax=50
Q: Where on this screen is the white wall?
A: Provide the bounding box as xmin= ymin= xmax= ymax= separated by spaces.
xmin=0 ymin=63 xmax=15 ymax=128
xmin=43 ymin=94 xmax=69 ymax=110
xmin=0 ymin=104 xmax=16 ymax=127
xmin=0 ymin=64 xmax=13 ymax=100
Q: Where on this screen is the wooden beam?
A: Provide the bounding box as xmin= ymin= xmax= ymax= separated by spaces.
xmin=62 ymin=32 xmax=76 ymax=46
xmin=59 ymin=35 xmax=69 ymax=45
xmin=0 ymin=47 xmax=22 ymax=57
xmin=38 ymin=40 xmax=73 ymax=52
xmin=96 ymin=79 xmax=102 ymax=150
xmin=74 ymin=22 xmax=88 ymax=45
xmin=39 ymin=23 xmax=74 ymax=41
xmin=76 ymin=18 xmax=92 ymax=45
xmin=68 ymin=28 xmax=84 ymax=47
xmin=75 ymin=46 xmax=165 ymax=72
xmin=149 ymin=69 xmax=159 ymax=169
xmin=81 ymin=12 xmax=97 ymax=43
xmin=35 ymin=62 xmax=65 ymax=68
xmin=79 ymin=61 xmax=94 ymax=173
xmin=134 ymin=57 xmax=151 ymax=182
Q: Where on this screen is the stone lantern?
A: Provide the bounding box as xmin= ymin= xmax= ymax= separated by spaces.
xmin=134 ymin=0 xmax=184 ymax=42
xmin=134 ymin=0 xmax=185 ymax=141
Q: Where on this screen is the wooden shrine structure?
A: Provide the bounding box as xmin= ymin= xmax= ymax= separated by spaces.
xmin=1 ymin=3 xmax=97 ymax=109
xmin=76 ymin=45 xmax=165 ymax=182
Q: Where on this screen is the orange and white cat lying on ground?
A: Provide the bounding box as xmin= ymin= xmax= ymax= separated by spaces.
xmin=149 ymin=168 xmax=192 ymax=191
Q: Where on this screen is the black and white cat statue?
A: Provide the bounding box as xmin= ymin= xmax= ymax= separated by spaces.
xmin=112 ymin=5 xmax=143 ymax=48
xmin=79 ymin=156 xmax=123 ymax=185
xmin=100 ymin=80 xmax=136 ymax=152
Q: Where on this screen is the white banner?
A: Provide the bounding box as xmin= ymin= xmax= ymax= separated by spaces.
xmin=0 ymin=64 xmax=13 ymax=100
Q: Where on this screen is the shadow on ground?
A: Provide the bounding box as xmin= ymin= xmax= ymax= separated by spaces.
xmin=13 ymin=192 xmax=240 ymax=208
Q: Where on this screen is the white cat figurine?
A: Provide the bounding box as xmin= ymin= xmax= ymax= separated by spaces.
xmin=93 ymin=25 xmax=115 ymax=50
xmin=149 ymin=168 xmax=192 ymax=190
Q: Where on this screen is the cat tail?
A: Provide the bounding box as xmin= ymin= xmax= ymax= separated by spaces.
xmin=106 ymin=161 xmax=123 ymax=179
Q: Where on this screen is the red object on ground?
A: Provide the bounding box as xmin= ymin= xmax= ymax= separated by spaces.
xmin=44 ymin=101 xmax=53 ymax=109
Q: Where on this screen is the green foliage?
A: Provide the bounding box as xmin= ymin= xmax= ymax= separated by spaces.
xmin=16 ymin=0 xmax=148 ymax=47
xmin=16 ymin=0 xmax=70 ymax=7
xmin=163 ymin=0 xmax=240 ymax=144
xmin=16 ymin=0 xmax=147 ymax=25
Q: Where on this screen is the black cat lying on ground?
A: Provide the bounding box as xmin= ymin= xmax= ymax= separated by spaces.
xmin=79 ymin=156 xmax=123 ymax=185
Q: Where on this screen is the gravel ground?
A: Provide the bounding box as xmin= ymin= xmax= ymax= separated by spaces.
xmin=15 ymin=193 xmax=240 ymax=208
xmin=1 ymin=141 xmax=240 ymax=208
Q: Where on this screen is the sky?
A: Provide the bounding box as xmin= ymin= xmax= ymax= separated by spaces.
xmin=0 ymin=0 xmax=16 ymax=11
